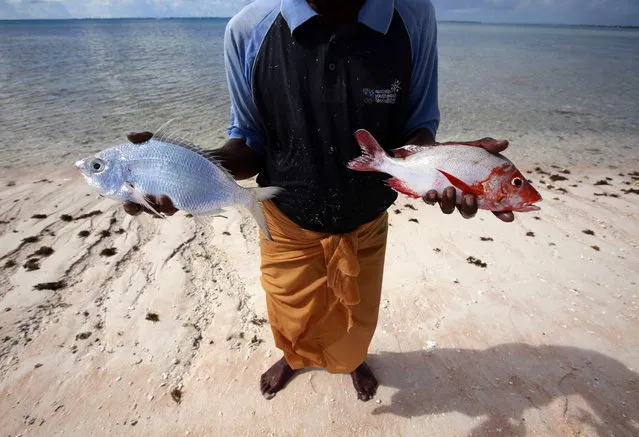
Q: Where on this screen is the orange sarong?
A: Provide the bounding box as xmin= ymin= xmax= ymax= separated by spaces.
xmin=259 ymin=200 xmax=388 ymax=374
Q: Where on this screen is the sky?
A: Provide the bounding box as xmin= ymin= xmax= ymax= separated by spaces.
xmin=0 ymin=0 xmax=638 ymax=26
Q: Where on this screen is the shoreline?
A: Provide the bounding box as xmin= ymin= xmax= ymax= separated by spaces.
xmin=1 ymin=163 xmax=638 ymax=436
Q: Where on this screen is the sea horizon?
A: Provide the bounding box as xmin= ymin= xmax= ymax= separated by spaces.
xmin=2 ymin=17 xmax=639 ymax=29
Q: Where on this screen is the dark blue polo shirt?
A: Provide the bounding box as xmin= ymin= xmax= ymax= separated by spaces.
xmin=224 ymin=0 xmax=440 ymax=234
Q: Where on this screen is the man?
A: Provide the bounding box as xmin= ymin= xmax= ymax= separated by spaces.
xmin=124 ymin=0 xmax=514 ymax=401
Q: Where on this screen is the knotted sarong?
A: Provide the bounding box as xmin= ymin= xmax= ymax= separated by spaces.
xmin=259 ymin=200 xmax=388 ymax=373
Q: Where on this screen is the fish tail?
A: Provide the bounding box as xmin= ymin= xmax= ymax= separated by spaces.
xmin=347 ymin=129 xmax=389 ymax=172
xmin=246 ymin=186 xmax=283 ymax=241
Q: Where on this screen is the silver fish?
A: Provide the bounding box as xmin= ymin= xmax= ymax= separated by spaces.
xmin=75 ymin=121 xmax=282 ymax=240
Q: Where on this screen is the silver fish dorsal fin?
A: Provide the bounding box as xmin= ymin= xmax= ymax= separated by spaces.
xmin=151 ymin=119 xmax=235 ymax=178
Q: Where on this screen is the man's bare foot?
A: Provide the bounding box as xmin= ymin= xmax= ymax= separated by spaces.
xmin=260 ymin=356 xmax=296 ymax=399
xmin=350 ymin=361 xmax=378 ymax=401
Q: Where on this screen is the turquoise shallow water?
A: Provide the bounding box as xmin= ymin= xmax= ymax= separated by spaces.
xmin=1 ymin=19 xmax=638 ymax=172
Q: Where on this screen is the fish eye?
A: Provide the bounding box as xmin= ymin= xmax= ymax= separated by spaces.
xmin=511 ymin=177 xmax=523 ymax=187
xmin=90 ymin=158 xmax=105 ymax=173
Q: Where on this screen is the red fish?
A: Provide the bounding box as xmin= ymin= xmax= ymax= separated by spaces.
xmin=347 ymin=129 xmax=542 ymax=213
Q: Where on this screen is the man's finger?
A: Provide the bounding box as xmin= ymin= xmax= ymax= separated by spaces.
xmin=440 ymin=187 xmax=456 ymax=214
xmin=476 ymin=138 xmax=509 ymax=154
xmin=458 ymin=194 xmax=477 ymax=219
xmin=123 ymin=201 xmax=143 ymax=216
xmin=127 ymin=131 xmax=154 ymax=144
xmin=157 ymin=195 xmax=178 ymax=216
xmin=493 ymin=211 xmax=515 ymax=222
xmin=423 ymin=190 xmax=438 ymax=205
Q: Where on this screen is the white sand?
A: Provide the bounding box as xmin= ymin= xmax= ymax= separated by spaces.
xmin=0 ymin=165 xmax=638 ymax=437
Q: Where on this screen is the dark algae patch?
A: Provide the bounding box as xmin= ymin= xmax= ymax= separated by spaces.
xmin=480 ymin=237 xmax=494 ymax=241
xmin=23 ymin=259 xmax=40 ymax=271
xmin=171 ymin=388 xmax=182 ymax=404
xmin=33 ymin=281 xmax=66 ymax=291
xmin=526 ymin=231 xmax=536 ymax=237
xmin=78 ymin=230 xmax=90 ymax=238
xmin=99 ymin=230 xmax=111 ymax=238
xmin=550 ymin=174 xmax=568 ymax=182
xmin=145 ymin=313 xmax=159 ymax=322
xmin=591 ymin=246 xmax=601 ymax=251
xmin=99 ymin=248 xmax=117 ymax=257
xmin=467 ymin=256 xmax=487 ymax=268
xmin=75 ymin=332 xmax=92 ymax=340
xmin=22 ymin=236 xmax=39 ymax=244
xmin=3 ymin=260 xmax=17 ymax=269
xmin=409 ymin=218 xmax=419 ymax=223
xmin=583 ymin=229 xmax=595 ymax=236
xmin=594 ymin=180 xmax=610 ymax=186
xmin=31 ymin=246 xmax=54 ymax=257
xmin=404 ymin=204 xmax=417 ymax=210
xmin=60 ymin=214 xmax=73 ymax=222
xmin=31 ymin=214 xmax=48 ymax=219
xmin=74 ymin=210 xmax=102 ymax=220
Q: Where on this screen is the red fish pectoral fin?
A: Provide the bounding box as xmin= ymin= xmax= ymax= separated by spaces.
xmin=437 ymin=169 xmax=482 ymax=196
xmin=386 ymin=178 xmax=422 ymax=198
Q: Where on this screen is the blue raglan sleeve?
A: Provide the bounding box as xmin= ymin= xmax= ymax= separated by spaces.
xmin=224 ymin=15 xmax=266 ymax=153
xmin=399 ymin=0 xmax=440 ymax=139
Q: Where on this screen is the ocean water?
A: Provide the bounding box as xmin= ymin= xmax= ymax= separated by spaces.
xmin=0 ymin=18 xmax=638 ymax=173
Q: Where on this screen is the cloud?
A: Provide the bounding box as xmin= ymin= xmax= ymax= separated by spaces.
xmin=0 ymin=0 xmax=637 ymax=25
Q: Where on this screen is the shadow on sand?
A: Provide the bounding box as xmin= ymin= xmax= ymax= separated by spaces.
xmin=370 ymin=344 xmax=638 ymax=436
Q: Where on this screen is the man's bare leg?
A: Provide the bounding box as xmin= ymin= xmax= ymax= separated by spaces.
xmin=260 ymin=356 xmax=296 ymax=399
xmin=350 ymin=361 xmax=378 ymax=401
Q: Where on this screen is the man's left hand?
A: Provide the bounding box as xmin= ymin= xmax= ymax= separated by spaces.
xmin=422 ymin=137 xmax=514 ymax=223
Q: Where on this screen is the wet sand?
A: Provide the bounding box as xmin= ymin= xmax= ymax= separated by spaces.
xmin=0 ymin=165 xmax=638 ymax=437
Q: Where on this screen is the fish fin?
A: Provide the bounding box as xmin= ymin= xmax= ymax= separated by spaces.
xmin=347 ymin=129 xmax=389 ymax=172
xmin=391 ymin=145 xmax=426 ymax=159
xmin=254 ymin=186 xmax=283 ymax=202
xmin=124 ymin=182 xmax=165 ymax=218
xmin=386 ymin=178 xmax=422 ymax=198
xmin=437 ymin=169 xmax=482 ymax=196
xmin=151 ymin=120 xmax=236 ymax=179
xmin=244 ymin=186 xmax=283 ymax=241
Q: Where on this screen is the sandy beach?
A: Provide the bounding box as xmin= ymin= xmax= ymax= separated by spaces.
xmin=1 ymin=161 xmax=637 ymax=437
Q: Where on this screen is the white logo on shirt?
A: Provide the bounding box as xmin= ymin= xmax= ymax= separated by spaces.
xmin=363 ymin=80 xmax=401 ymax=104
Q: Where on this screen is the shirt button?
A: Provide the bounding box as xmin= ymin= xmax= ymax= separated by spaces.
xmin=328 ymin=62 xmax=336 ymax=71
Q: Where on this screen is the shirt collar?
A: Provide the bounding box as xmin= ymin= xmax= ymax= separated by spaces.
xmin=280 ymin=0 xmax=395 ymax=35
